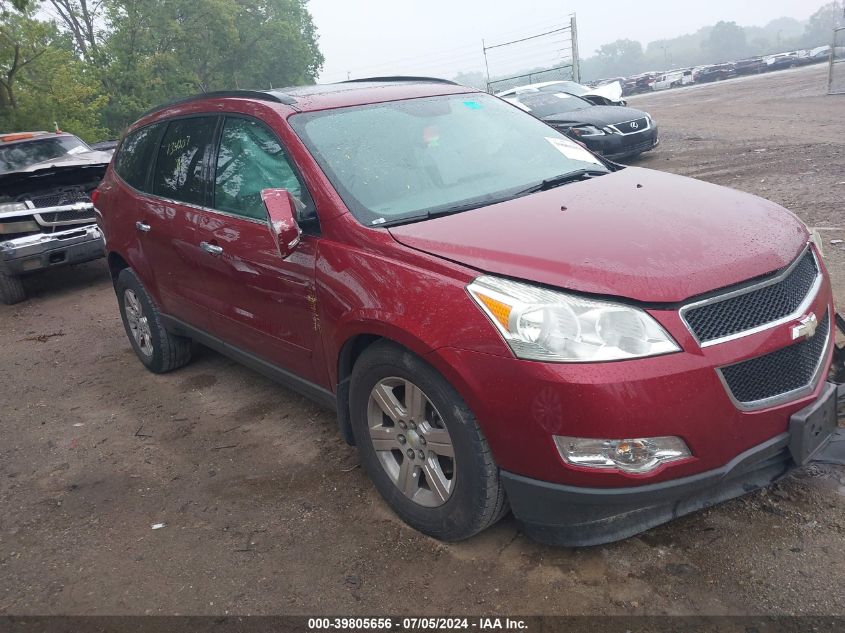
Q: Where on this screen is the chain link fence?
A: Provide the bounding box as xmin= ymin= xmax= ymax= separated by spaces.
xmin=483 ymin=17 xmax=580 ymax=94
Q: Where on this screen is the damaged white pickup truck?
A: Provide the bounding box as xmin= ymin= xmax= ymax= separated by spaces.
xmin=0 ymin=131 xmax=108 ymax=304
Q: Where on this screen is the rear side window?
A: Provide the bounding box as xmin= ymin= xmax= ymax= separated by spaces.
xmin=114 ymin=124 xmax=162 ymax=190
xmin=152 ymin=117 xmax=217 ymax=206
xmin=213 ymin=117 xmax=304 ymax=221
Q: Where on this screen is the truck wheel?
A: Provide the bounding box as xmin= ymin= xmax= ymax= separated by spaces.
xmin=349 ymin=341 xmax=508 ymax=541
xmin=0 ymin=270 xmax=26 ymax=305
xmin=115 ymin=268 xmax=192 ymax=373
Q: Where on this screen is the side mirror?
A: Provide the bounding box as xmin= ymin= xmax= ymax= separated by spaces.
xmin=261 ymin=188 xmax=302 ymax=259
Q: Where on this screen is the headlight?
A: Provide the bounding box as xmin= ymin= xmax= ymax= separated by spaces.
xmin=554 ymin=435 xmax=691 ymax=473
xmin=467 ymin=275 xmax=680 ymax=362
xmin=568 ymin=125 xmax=605 ymax=137
xmin=0 ymin=202 xmax=29 ymax=213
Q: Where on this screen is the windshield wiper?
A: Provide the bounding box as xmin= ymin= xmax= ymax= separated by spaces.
xmin=374 ymin=197 xmax=504 ymax=228
xmin=514 ymin=168 xmax=608 ymax=197
xmin=374 ymin=169 xmax=608 ymax=228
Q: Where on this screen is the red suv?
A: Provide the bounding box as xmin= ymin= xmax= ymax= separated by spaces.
xmin=95 ymin=78 xmax=842 ymax=546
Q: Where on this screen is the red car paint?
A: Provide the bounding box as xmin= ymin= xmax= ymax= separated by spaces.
xmin=95 ymin=83 xmax=835 ymax=495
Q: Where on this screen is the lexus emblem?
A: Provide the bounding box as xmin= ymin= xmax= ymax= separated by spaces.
xmin=630 ymin=121 xmax=639 ymax=129
xmin=791 ymin=313 xmax=818 ymax=340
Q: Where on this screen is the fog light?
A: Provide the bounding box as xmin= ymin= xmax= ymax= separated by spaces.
xmin=553 ymin=435 xmax=690 ymax=474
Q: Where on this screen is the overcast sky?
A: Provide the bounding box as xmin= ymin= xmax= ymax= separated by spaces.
xmin=309 ymin=0 xmax=822 ymax=83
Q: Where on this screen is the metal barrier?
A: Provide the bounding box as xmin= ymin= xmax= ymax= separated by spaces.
xmin=829 ymin=28 xmax=845 ymax=95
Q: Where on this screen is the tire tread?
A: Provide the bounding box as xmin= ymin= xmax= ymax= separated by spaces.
xmin=0 ymin=270 xmax=26 ymax=305
xmin=116 ymin=268 xmax=191 ymax=373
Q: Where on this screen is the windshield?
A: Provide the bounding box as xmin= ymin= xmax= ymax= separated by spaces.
xmin=535 ymin=81 xmax=588 ymax=96
xmin=0 ymin=136 xmax=89 ymax=173
xmin=290 ymin=93 xmax=607 ymax=226
xmin=509 ymin=92 xmax=593 ymax=118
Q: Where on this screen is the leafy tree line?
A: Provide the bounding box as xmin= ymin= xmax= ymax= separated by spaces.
xmin=0 ymin=0 xmax=323 ymax=142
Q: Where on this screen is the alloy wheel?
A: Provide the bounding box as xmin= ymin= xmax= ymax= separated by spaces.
xmin=366 ymin=377 xmax=456 ymax=507
xmin=124 ymin=288 xmax=154 ymax=357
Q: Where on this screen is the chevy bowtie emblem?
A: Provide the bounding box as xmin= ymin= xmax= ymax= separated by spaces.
xmin=791 ymin=313 xmax=818 ymax=340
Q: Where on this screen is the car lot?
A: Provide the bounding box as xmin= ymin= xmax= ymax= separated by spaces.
xmin=0 ymin=62 xmax=843 ymax=616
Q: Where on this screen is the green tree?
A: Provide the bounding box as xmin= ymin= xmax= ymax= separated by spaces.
xmin=0 ymin=6 xmax=53 ymax=110
xmin=802 ymin=2 xmax=845 ymax=47
xmin=100 ymin=0 xmax=323 ymax=131
xmin=702 ymin=21 xmax=747 ymax=62
xmin=593 ymin=39 xmax=644 ymax=77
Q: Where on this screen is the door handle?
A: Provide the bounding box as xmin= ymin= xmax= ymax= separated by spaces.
xmin=200 ymin=241 xmax=224 ymax=256
xmin=135 ymin=221 xmax=151 ymax=233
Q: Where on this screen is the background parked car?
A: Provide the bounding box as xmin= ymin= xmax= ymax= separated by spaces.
xmin=0 ymin=131 xmax=107 ymax=303
xmin=650 ymin=69 xmax=694 ymax=91
xmin=733 ymin=57 xmax=766 ymax=75
xmin=496 ymin=79 xmax=626 ymax=106
xmin=764 ymin=53 xmax=799 ymax=71
xmin=504 ymin=91 xmax=658 ymax=161
xmin=623 ymin=72 xmax=660 ymax=96
xmin=696 ymin=63 xmax=736 ymax=82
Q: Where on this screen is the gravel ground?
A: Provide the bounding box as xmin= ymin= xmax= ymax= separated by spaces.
xmin=1 ymin=63 xmax=843 ymax=617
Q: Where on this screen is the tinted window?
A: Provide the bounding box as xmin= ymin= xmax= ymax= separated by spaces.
xmin=0 ymin=136 xmax=89 ymax=174
xmin=511 ymin=92 xmax=592 ymax=117
xmin=152 ymin=117 xmax=217 ymax=205
xmin=213 ymin=117 xmax=304 ymax=221
xmin=114 ymin=124 xmax=162 ymax=190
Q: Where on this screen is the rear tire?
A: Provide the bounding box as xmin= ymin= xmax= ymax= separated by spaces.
xmin=115 ymin=268 xmax=192 ymax=373
xmin=0 ymin=270 xmax=26 ymax=305
xmin=349 ymin=341 xmax=508 ymax=541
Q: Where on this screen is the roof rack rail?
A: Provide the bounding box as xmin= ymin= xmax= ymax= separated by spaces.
xmin=341 ymin=76 xmax=458 ymax=85
xmin=137 ymin=89 xmax=296 ymax=120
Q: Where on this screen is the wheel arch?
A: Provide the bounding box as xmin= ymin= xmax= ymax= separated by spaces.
xmin=107 ymin=251 xmax=129 ymax=284
xmin=334 ymin=328 xmax=437 ymax=446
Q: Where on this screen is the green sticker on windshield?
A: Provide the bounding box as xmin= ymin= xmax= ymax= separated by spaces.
xmin=463 ymin=101 xmax=482 ymax=110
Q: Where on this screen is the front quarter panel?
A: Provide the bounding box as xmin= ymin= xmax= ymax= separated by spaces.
xmin=315 ymin=218 xmax=511 ymax=388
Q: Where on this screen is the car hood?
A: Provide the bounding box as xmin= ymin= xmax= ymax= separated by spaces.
xmin=543 ymin=105 xmax=648 ymax=128
xmin=22 ymin=149 xmax=113 ymax=172
xmin=583 ymin=81 xmax=623 ymax=104
xmin=388 ymin=167 xmax=808 ymax=303
xmin=0 ymin=152 xmax=110 ymax=199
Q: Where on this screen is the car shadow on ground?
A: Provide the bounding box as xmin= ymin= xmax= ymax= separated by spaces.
xmin=16 ymin=260 xmax=112 ymax=304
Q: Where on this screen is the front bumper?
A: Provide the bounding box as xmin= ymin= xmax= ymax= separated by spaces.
xmin=502 ymin=383 xmax=842 ymax=546
xmin=581 ymin=126 xmax=659 ymax=160
xmin=0 ymin=224 xmax=105 ymax=275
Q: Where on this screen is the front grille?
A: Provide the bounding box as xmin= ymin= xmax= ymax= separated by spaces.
xmin=29 ymin=190 xmax=90 ymax=209
xmin=608 ymin=138 xmax=657 ymax=156
xmin=613 ymin=117 xmax=648 ymax=134
xmin=35 ymin=208 xmax=96 ymax=224
xmin=719 ymin=310 xmax=829 ymax=407
xmin=683 ymin=249 xmax=819 ymax=344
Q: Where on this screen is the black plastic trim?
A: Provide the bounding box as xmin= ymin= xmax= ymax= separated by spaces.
xmin=159 ymin=314 xmax=336 ymax=410
xmin=138 ymin=90 xmax=296 ymax=120
xmin=502 ymin=432 xmax=794 ymax=546
xmin=341 ymin=76 xmax=458 ymax=85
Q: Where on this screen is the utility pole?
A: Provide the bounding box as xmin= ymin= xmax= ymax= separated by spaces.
xmin=570 ymin=15 xmax=580 ymax=83
xmin=482 ymin=39 xmax=491 ymax=91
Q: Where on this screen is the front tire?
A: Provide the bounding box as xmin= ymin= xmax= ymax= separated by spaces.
xmin=0 ymin=269 xmax=26 ymax=305
xmin=115 ymin=268 xmax=192 ymax=373
xmin=349 ymin=341 xmax=508 ymax=541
